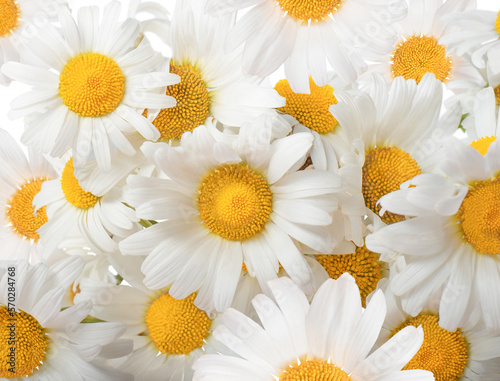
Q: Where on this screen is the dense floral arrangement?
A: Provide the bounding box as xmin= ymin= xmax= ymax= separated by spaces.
xmin=0 ymin=0 xmax=499 ymax=380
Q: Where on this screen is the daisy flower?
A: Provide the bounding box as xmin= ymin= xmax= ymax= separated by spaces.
xmin=1 ymin=1 xmax=179 ymax=171
xmin=192 ymin=274 xmax=434 ymax=381
xmin=366 ymin=87 xmax=500 ymax=332
xmin=440 ymin=7 xmax=500 ymax=74
xmin=329 ymin=73 xmax=460 ymax=227
xmin=363 ymin=0 xmax=481 ymax=88
xmin=0 ymin=257 xmax=133 ymax=380
xmin=120 ymin=125 xmax=341 ymax=312
xmin=204 ymin=0 xmax=407 ymax=93
xmin=33 ymin=156 xmax=138 ymax=260
xmin=379 ymin=279 xmax=500 ymax=381
xmin=0 ymin=128 xmax=57 ymax=263
xmin=74 ymin=255 xmax=224 ymax=381
xmin=0 ymin=0 xmax=64 ymax=86
xmin=142 ymin=0 xmax=284 ymax=141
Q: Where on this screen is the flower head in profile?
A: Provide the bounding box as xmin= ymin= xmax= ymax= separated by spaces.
xmin=0 ymin=128 xmax=57 ymax=263
xmin=33 ymin=155 xmax=138 ymax=260
xmin=193 ymin=274 xmax=434 ymax=381
xmin=2 ymin=1 xmax=179 ymax=170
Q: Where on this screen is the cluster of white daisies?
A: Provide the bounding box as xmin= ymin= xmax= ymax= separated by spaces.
xmin=0 ymin=0 xmax=499 ymax=379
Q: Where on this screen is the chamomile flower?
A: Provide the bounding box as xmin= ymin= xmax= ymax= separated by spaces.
xmin=0 ymin=128 xmax=57 ymax=262
xmin=192 ymin=274 xmax=434 ymax=381
xmin=120 ymin=125 xmax=341 ymax=312
xmin=379 ymin=281 xmax=500 ymax=381
xmin=364 ymin=0 xmax=481 ymax=88
xmin=204 ymin=0 xmax=407 ymax=93
xmin=329 ymin=73 xmax=460 ymax=227
xmin=33 ymin=156 xmax=138 ymax=260
xmin=74 ymin=256 xmax=224 ymax=381
xmin=366 ymin=87 xmax=500 ymax=332
xmin=0 ymin=257 xmax=133 ymax=380
xmin=0 ymin=0 xmax=64 ymax=86
xmin=1 ymin=1 xmax=179 ymax=171
xmin=143 ymin=0 xmax=284 ymax=141
xmin=440 ymin=7 xmax=500 ymax=74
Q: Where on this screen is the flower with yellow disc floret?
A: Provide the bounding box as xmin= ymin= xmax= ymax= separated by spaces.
xmin=192 ymin=274 xmax=434 ymax=381
xmin=1 ymin=2 xmax=179 ymax=171
xmin=366 ymin=87 xmax=500 ymax=332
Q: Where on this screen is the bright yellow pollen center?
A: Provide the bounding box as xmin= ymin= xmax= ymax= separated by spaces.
xmin=279 ymin=360 xmax=351 ymax=381
xmin=495 ymin=10 xmax=500 ymax=36
xmin=5 ymin=178 xmax=48 ymax=241
xmin=59 ymin=53 xmax=125 ymax=117
xmin=198 ymin=164 xmax=273 ymax=241
xmin=277 ymin=0 xmax=343 ymax=21
xmin=391 ymin=313 xmax=468 ymax=381
xmin=314 ymin=245 xmax=381 ymax=307
xmin=0 ymin=0 xmax=19 ymax=37
xmin=61 ymin=158 xmax=99 ymax=209
xmin=0 ymin=307 xmax=48 ymax=378
xmin=275 ymin=77 xmax=338 ymax=134
xmin=149 ymin=63 xmax=210 ymax=140
xmin=470 ymin=135 xmax=496 ymax=156
xmin=392 ymin=36 xmax=452 ymax=84
xmin=457 ymin=177 xmax=500 ymax=256
xmin=145 ymin=292 xmax=211 ymax=355
xmin=362 ymin=146 xmax=422 ymax=224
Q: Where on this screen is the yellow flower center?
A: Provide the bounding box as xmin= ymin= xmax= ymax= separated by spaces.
xmin=5 ymin=178 xmax=48 ymax=242
xmin=470 ymin=135 xmax=496 ymax=156
xmin=457 ymin=177 xmax=500 ymax=256
xmin=314 ymin=245 xmax=381 ymax=307
xmin=392 ymin=36 xmax=452 ymax=84
xmin=0 ymin=307 xmax=49 ymax=378
xmin=362 ymin=147 xmax=422 ymax=224
xmin=275 ymin=77 xmax=339 ymax=134
xmin=149 ymin=63 xmax=210 ymax=140
xmin=279 ymin=359 xmax=351 ymax=380
xmin=391 ymin=313 xmax=468 ymax=381
xmin=277 ymin=0 xmax=343 ymax=22
xmin=145 ymin=292 xmax=211 ymax=355
xmin=198 ymin=164 xmax=273 ymax=241
xmin=61 ymin=158 xmax=99 ymax=209
xmin=495 ymin=10 xmax=500 ymax=36
xmin=0 ymin=0 xmax=20 ymax=37
xmin=59 ymin=53 xmax=125 ymax=117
